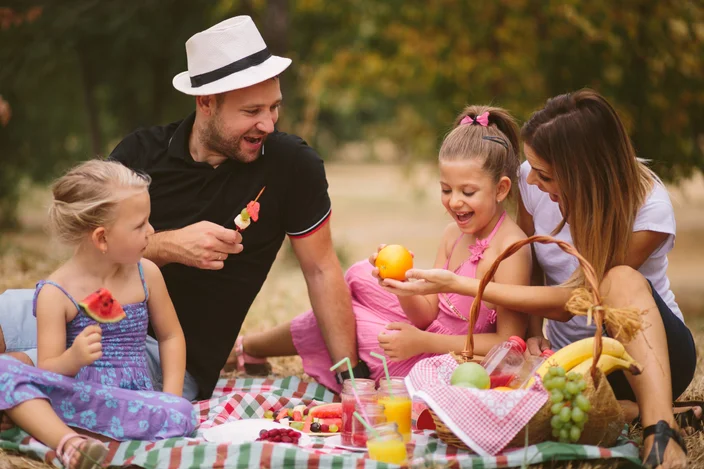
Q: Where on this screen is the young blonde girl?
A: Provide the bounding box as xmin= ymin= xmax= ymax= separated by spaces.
xmin=0 ymin=160 xmax=196 ymax=469
xmin=230 ymin=106 xmax=532 ymax=392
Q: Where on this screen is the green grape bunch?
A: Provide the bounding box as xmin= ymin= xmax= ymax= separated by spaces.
xmin=543 ymin=366 xmax=592 ymax=443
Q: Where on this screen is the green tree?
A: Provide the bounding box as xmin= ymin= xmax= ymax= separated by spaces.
xmin=1 ymin=0 xmax=702 ymax=227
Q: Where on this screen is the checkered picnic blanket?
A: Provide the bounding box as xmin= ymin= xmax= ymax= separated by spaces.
xmin=0 ymin=376 xmax=641 ymax=468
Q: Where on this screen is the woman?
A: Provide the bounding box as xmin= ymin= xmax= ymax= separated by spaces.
xmin=382 ymin=89 xmax=697 ymax=469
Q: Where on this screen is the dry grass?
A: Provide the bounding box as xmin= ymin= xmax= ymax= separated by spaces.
xmin=0 ymin=164 xmax=702 ymax=468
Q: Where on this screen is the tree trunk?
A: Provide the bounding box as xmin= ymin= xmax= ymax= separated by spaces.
xmin=76 ymin=45 xmax=103 ymax=156
xmin=264 ymin=0 xmax=291 ymax=99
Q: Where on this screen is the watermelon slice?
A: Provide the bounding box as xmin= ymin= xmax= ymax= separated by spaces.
xmin=302 ymin=413 xmax=314 ymax=433
xmin=318 ymin=418 xmax=342 ymax=428
xmin=78 ymin=288 xmax=125 ymax=323
xmin=309 ymin=403 xmax=342 ymax=419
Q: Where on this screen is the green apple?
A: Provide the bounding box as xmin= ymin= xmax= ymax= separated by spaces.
xmin=451 ymin=363 xmax=490 ymax=390
xmin=453 ymin=381 xmax=478 ymax=389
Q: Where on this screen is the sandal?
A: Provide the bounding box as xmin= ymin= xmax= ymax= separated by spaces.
xmin=56 ymin=433 xmax=109 ymax=469
xmin=642 ymin=420 xmax=687 ymax=469
xmin=230 ymin=336 xmax=271 ymax=376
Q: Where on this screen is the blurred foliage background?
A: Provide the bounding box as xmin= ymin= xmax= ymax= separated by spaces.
xmin=1 ymin=0 xmax=702 ymax=227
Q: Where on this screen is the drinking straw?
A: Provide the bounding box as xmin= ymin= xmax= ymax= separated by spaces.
xmin=370 ymin=351 xmax=393 ymax=399
xmin=353 ymin=411 xmax=380 ymax=438
xmin=330 ymin=357 xmax=370 ymax=421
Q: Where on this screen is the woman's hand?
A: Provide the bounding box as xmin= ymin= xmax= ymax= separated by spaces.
xmin=378 ymin=323 xmax=427 ymax=362
xmin=525 ymin=336 xmax=552 ymax=358
xmin=379 ymin=268 xmax=464 ymax=296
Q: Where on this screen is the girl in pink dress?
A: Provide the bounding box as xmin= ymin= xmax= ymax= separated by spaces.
xmin=233 ymin=105 xmax=532 ymax=393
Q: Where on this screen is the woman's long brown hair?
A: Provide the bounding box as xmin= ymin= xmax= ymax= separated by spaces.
xmin=521 ymin=89 xmax=655 ymax=284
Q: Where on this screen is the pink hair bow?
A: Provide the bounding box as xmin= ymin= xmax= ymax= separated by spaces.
xmin=460 ymin=111 xmax=490 ymax=127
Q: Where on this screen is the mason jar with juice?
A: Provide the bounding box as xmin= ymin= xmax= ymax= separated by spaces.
xmin=366 ymin=422 xmax=408 ymax=465
xmin=340 ymin=379 xmax=378 ymax=446
xmin=377 ymin=377 xmax=412 ymax=442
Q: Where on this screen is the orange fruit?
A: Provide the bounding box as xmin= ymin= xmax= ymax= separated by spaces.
xmin=493 ymin=386 xmax=515 ymax=392
xmin=375 ymin=244 xmax=413 ymax=281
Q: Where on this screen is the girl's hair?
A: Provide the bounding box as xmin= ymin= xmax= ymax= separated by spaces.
xmin=48 ymin=159 xmax=151 ymax=245
xmin=521 ymin=88 xmax=655 ymax=284
xmin=439 ymin=105 xmax=521 ymax=194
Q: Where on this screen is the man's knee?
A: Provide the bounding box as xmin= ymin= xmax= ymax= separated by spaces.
xmin=599 ymin=266 xmax=650 ymax=303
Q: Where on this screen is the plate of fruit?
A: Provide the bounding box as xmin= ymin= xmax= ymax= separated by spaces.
xmin=268 ymin=403 xmax=342 ymax=436
xmin=202 ymin=419 xmax=311 ymax=446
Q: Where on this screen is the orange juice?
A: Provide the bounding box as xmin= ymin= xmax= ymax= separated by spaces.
xmin=366 ymin=438 xmax=408 ymax=464
xmin=378 ymin=377 xmax=412 ymax=442
xmin=378 ymin=396 xmax=412 ymax=442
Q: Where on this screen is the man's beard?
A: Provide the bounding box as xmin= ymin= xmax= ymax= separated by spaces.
xmin=201 ymin=116 xmax=263 ymax=163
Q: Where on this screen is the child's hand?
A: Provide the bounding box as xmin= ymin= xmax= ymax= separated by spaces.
xmin=378 ymin=322 xmax=426 ymax=362
xmin=369 ymin=244 xmax=387 ymax=279
xmin=69 ymin=325 xmax=102 ymax=368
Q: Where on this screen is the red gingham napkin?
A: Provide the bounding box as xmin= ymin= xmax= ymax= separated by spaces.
xmin=405 ymin=354 xmax=549 ymax=456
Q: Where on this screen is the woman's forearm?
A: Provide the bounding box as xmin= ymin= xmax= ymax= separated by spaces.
xmin=421 ymin=331 xmax=512 ymax=357
xmin=450 ymin=278 xmax=574 ymax=322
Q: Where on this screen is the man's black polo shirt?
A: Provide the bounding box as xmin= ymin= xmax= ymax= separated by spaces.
xmin=109 ymin=113 xmax=332 ymax=399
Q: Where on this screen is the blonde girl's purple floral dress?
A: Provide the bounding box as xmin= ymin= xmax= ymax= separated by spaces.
xmin=0 ymin=263 xmax=196 ymax=441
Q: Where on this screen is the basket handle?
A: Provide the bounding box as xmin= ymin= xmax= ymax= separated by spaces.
xmin=462 ymin=235 xmax=605 ymax=378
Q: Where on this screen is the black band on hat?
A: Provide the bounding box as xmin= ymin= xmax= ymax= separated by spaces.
xmin=190 ymin=48 xmax=272 ymax=88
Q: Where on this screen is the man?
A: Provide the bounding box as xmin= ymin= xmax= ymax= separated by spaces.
xmin=0 ymin=16 xmax=366 ymax=401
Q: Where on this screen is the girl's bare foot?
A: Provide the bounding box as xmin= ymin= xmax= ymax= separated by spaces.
xmin=56 ymin=433 xmax=108 ymax=469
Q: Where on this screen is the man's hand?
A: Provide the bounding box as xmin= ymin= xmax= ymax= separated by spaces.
xmin=525 ymin=336 xmax=551 ymax=358
xmin=69 ymin=325 xmax=102 ymax=368
xmin=154 ymin=221 xmax=243 ymax=269
xmin=377 ymin=322 xmax=427 ymax=362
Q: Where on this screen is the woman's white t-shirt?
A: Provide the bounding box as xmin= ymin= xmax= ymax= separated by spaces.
xmin=517 ymin=161 xmax=683 ymax=349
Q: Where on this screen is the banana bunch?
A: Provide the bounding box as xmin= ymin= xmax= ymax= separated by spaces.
xmin=535 ymin=337 xmax=642 ymax=380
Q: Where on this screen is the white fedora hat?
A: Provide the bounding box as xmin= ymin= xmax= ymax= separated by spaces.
xmin=172 ymin=16 xmax=292 ymax=96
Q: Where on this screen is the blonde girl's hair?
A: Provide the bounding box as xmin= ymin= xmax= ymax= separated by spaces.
xmin=48 ymin=159 xmax=151 ymax=245
xmin=439 ymin=105 xmax=521 ymax=195
xmin=521 ymin=89 xmax=657 ymax=285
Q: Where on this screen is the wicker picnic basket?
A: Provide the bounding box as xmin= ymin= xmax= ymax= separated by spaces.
xmin=429 ymin=235 xmax=644 ymax=450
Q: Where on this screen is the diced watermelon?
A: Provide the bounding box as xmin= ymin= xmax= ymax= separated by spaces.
xmin=309 ymin=403 xmax=342 ymax=419
xmin=246 ymin=201 xmax=260 ymax=222
xmin=292 ymin=410 xmax=303 ymax=422
xmin=302 ymin=413 xmax=314 ymax=433
xmin=275 ymin=408 xmax=289 ymax=422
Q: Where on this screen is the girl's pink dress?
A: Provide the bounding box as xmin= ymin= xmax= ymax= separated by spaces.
xmin=291 ymin=213 xmax=507 ymax=393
